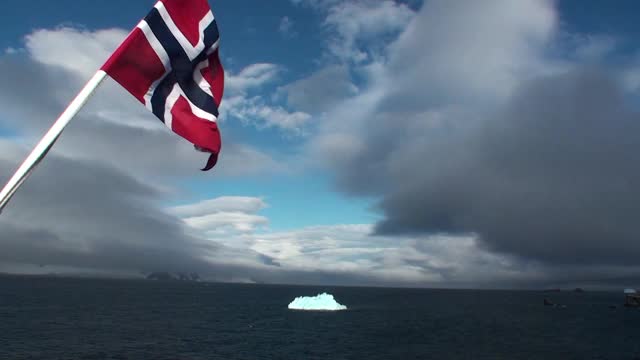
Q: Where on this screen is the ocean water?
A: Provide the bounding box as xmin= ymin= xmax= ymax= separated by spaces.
xmin=0 ymin=276 xmax=639 ymax=359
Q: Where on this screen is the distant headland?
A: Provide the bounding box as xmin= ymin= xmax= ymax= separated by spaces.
xmin=144 ymin=272 xmax=201 ymax=282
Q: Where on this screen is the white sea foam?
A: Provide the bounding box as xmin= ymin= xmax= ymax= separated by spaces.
xmin=288 ymin=293 xmax=347 ymax=311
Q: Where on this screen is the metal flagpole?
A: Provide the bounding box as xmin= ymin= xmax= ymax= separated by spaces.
xmin=0 ymin=70 xmax=108 ymax=214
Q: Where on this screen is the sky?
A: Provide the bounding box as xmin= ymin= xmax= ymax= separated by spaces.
xmin=2 ymin=0 xmax=640 ymax=289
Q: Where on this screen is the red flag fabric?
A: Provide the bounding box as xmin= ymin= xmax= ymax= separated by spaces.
xmin=102 ymin=0 xmax=224 ymax=171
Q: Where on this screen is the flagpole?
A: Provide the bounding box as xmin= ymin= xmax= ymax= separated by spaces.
xmin=0 ymin=70 xmax=108 ymax=214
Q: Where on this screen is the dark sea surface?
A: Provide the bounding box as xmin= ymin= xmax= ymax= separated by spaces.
xmin=0 ymin=276 xmax=639 ymax=359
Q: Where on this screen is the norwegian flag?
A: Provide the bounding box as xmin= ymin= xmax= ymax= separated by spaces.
xmin=102 ymin=0 xmax=224 ymax=171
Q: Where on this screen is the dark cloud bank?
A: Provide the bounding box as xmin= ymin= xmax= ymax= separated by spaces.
xmin=337 ymin=68 xmax=640 ymax=272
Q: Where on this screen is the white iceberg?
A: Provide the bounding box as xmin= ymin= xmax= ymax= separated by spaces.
xmin=288 ymin=292 xmax=347 ymax=311
xmin=624 ymin=288 xmax=637 ymax=294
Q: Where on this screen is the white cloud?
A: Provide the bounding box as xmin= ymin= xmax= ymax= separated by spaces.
xmin=0 ymin=139 xmax=27 ymax=163
xmin=171 ymin=196 xmax=267 ymax=218
xmin=215 ymin=142 xmax=291 ymax=176
xmin=277 ymin=65 xmax=359 ymax=114
xmin=225 ymin=63 xmax=282 ymax=95
xmin=170 ymin=196 xmax=269 ymax=245
xmin=184 ymin=212 xmax=269 ymax=233
xmin=163 ymin=194 xmax=539 ymax=286
xmin=222 ymin=63 xmax=312 ymax=134
xmin=323 ymin=0 xmax=415 ymax=62
xmin=228 ymin=221 xmax=535 ymax=286
xmin=315 ymin=0 xmax=550 ymax=156
xmin=385 ymin=0 xmax=560 ymax=104
xmin=570 ymin=34 xmax=618 ymax=60
xmin=620 ymin=52 xmax=640 ymax=93
xmin=223 ymin=95 xmax=311 ymax=133
xmin=291 ymin=0 xmax=415 ymax=62
xmin=623 ymin=69 xmax=640 ymax=93
xmin=306 ymin=0 xmax=564 ymax=172
xmin=279 ymin=16 xmax=295 ymax=37
xmin=25 ymin=27 xmax=126 ymax=77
